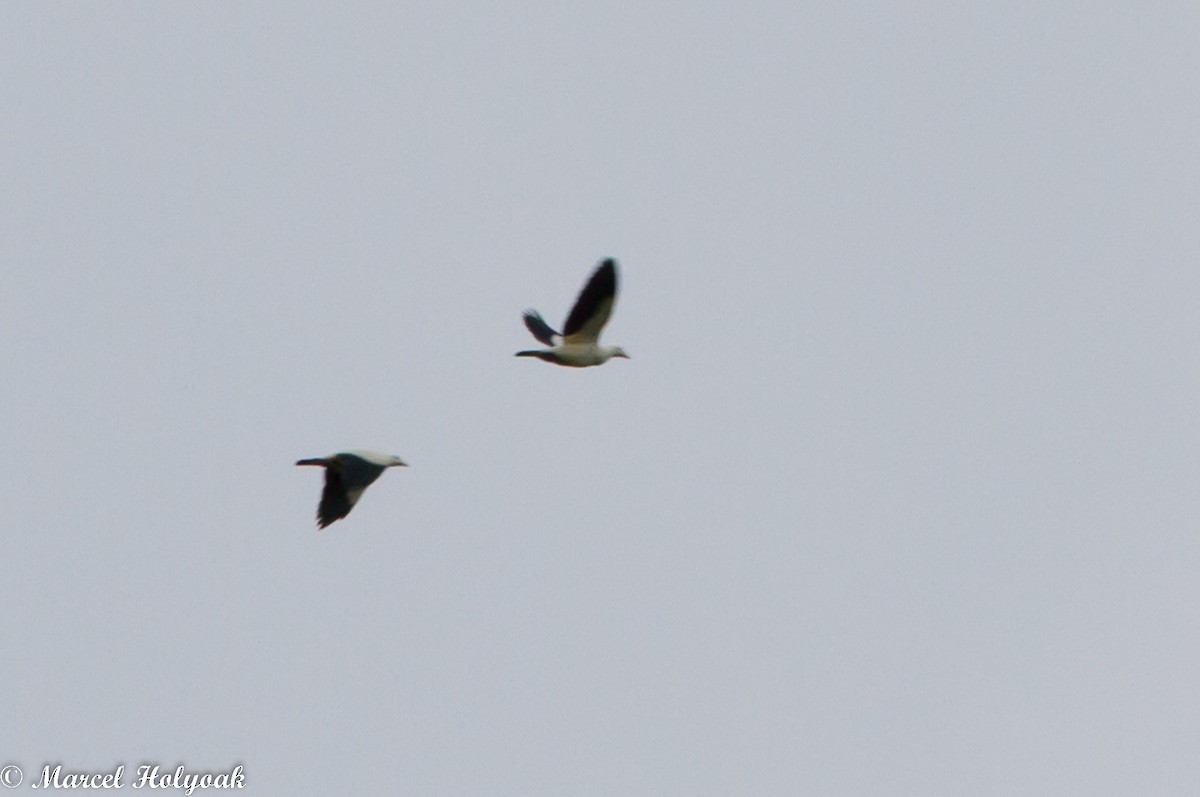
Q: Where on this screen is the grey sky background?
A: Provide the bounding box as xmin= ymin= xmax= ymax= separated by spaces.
xmin=3 ymin=3 xmax=1199 ymax=795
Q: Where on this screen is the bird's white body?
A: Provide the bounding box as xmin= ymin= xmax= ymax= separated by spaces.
xmin=525 ymin=343 xmax=628 ymax=368
xmin=343 ymin=449 xmax=406 ymax=468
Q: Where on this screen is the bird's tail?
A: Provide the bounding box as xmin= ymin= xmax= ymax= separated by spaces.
xmin=514 ymin=350 xmax=555 ymax=361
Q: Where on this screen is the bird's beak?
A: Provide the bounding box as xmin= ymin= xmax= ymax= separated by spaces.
xmin=296 ymin=458 xmax=325 ymax=467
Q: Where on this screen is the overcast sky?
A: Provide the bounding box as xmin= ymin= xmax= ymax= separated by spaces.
xmin=3 ymin=3 xmax=1199 ymax=795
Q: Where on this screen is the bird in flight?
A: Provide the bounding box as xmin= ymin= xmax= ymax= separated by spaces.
xmin=516 ymin=258 xmax=630 ymax=367
xmin=295 ymin=450 xmax=407 ymax=529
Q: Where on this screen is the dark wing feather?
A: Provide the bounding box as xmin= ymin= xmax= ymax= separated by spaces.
xmin=316 ymin=468 xmax=353 ymax=529
xmin=562 ymin=259 xmax=617 ymax=343
xmin=522 ymin=310 xmax=559 ymax=345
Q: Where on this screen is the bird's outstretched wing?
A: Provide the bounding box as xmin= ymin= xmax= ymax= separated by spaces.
xmin=522 ymin=310 xmax=560 ymax=345
xmin=317 ymin=468 xmax=353 ymax=529
xmin=562 ymin=259 xmax=617 ymax=344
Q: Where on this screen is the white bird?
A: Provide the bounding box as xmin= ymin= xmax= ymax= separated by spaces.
xmin=516 ymin=258 xmax=630 ymax=367
xmin=295 ymin=450 xmax=407 ymax=529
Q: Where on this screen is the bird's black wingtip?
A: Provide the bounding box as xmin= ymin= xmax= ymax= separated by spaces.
xmin=315 ymin=507 xmax=350 ymax=529
xmin=592 ymin=258 xmax=618 ymax=285
xmin=595 ymin=258 xmax=618 ymax=278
